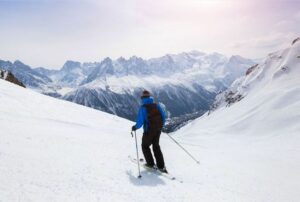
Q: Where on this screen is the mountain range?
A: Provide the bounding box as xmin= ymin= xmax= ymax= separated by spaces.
xmin=0 ymin=51 xmax=255 ymax=128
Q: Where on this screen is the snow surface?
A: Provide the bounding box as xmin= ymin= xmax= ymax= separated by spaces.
xmin=0 ymin=41 xmax=300 ymax=201
xmin=0 ymin=80 xmax=204 ymax=202
xmin=175 ymin=40 xmax=300 ymax=201
xmin=56 ymin=87 xmax=76 ymax=95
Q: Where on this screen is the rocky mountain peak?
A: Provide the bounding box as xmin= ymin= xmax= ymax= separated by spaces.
xmin=61 ymin=60 xmax=81 ymax=72
xmin=0 ymin=70 xmax=25 ymax=88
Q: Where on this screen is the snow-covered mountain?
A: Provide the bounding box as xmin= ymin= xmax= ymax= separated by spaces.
xmin=172 ymin=38 xmax=300 ymax=201
xmin=58 ymin=51 xmax=255 ymax=121
xmin=35 ymin=60 xmax=98 ymax=88
xmin=211 ymin=37 xmax=300 ymax=112
xmin=1 ymin=51 xmax=255 ymax=126
xmin=0 ymin=39 xmax=299 ymax=201
xmin=0 ymin=60 xmax=52 ymax=91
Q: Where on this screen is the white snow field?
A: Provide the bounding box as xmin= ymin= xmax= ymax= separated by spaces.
xmin=1 ymin=41 xmax=300 ymax=201
xmin=0 ymin=79 xmax=205 ymax=202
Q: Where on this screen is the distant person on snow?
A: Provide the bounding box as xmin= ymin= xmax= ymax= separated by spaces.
xmin=131 ymin=90 xmax=167 ymax=173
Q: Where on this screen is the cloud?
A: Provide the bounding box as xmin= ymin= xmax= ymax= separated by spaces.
xmin=275 ymin=20 xmax=294 ymax=29
xmin=295 ymin=11 xmax=300 ymax=20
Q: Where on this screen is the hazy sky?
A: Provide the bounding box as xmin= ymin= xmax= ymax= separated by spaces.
xmin=0 ymin=0 xmax=299 ymax=69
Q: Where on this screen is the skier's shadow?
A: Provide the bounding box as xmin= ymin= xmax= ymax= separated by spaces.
xmin=126 ymin=170 xmax=166 ymax=186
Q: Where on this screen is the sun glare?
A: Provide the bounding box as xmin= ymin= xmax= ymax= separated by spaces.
xmin=174 ymin=0 xmax=226 ymax=9
xmin=199 ymin=0 xmax=223 ymax=6
xmin=178 ymin=0 xmax=224 ymax=7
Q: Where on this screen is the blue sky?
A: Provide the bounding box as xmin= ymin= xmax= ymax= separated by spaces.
xmin=0 ymin=0 xmax=299 ymax=69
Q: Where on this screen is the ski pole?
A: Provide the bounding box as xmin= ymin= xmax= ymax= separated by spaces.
xmin=131 ymin=130 xmax=142 ymax=178
xmin=166 ymin=133 xmax=200 ymax=164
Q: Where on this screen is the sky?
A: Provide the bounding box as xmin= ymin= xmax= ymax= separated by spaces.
xmin=0 ymin=0 xmax=299 ymax=69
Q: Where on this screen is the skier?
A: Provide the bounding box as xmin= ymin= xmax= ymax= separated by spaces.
xmin=131 ymin=90 xmax=167 ymax=173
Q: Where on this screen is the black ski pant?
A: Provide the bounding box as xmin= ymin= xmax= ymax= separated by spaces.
xmin=142 ymin=129 xmax=165 ymax=169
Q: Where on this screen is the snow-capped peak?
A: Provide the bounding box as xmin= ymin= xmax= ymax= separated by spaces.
xmin=61 ymin=60 xmax=82 ymax=72
xmin=211 ymin=37 xmax=300 ymax=111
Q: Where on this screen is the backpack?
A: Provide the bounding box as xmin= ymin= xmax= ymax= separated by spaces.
xmin=143 ymin=103 xmax=163 ymax=131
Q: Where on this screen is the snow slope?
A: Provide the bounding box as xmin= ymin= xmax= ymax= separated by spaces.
xmin=175 ymin=40 xmax=300 ymax=201
xmin=0 ymin=79 xmax=207 ymax=202
xmin=1 ymin=39 xmax=299 ymax=202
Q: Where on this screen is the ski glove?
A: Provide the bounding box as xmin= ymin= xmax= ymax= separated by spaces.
xmin=132 ymin=125 xmax=136 ymax=131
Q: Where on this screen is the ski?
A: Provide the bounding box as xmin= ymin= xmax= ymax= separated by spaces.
xmin=128 ymin=155 xmax=181 ymax=182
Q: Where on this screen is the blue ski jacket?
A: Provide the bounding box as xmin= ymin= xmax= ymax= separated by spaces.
xmin=134 ymin=97 xmax=166 ymax=133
